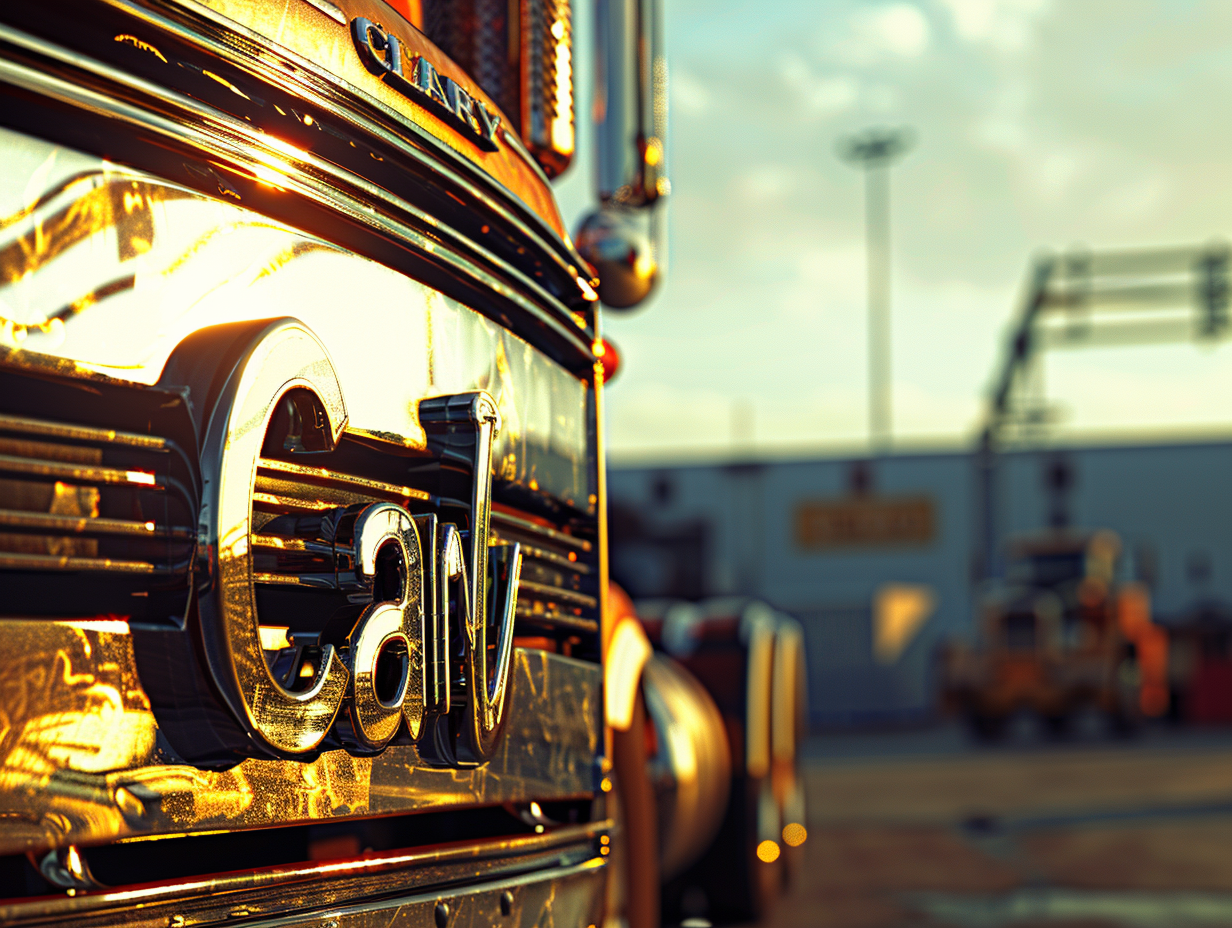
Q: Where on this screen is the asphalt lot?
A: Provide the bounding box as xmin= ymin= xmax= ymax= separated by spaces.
xmin=756 ymin=721 xmax=1232 ymax=928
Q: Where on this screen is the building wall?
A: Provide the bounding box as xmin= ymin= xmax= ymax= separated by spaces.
xmin=609 ymin=439 xmax=1232 ymax=726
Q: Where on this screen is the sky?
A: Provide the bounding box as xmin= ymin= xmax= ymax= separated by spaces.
xmin=554 ymin=0 xmax=1232 ymax=462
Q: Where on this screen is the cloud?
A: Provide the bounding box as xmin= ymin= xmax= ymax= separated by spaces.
xmin=938 ymin=0 xmax=1049 ymax=53
xmin=587 ymin=0 xmax=1232 ymax=460
xmin=849 ymin=3 xmax=931 ymax=60
xmin=778 ymin=53 xmax=859 ymax=117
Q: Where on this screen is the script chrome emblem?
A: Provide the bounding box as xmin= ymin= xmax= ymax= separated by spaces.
xmin=350 ymin=17 xmax=502 ymax=152
xmin=193 ymin=319 xmax=518 ymax=764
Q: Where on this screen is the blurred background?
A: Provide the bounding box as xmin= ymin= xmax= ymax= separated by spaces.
xmin=567 ymin=1 xmax=1232 ymax=925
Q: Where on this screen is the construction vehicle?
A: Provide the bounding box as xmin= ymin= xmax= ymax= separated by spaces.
xmin=951 ymin=243 xmax=1232 ymax=739
xmin=943 ymin=530 xmax=1168 ymax=737
xmin=0 ymin=0 xmax=795 ymax=925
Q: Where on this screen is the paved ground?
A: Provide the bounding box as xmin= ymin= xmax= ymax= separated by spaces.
xmin=757 ymin=723 xmax=1232 ymax=928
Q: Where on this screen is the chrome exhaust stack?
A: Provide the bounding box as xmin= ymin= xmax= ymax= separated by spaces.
xmin=575 ymin=0 xmax=668 ymax=309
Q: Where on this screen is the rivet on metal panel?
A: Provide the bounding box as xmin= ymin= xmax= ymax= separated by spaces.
xmin=434 ymin=902 xmax=451 ymax=928
xmin=500 ymin=890 xmax=514 ymax=916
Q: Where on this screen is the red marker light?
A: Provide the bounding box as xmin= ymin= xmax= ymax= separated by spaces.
xmin=595 ymin=337 xmax=621 ymax=383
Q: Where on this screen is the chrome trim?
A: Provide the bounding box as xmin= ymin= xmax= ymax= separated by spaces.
xmin=0 ymin=551 xmax=161 ymax=573
xmin=491 ymin=509 xmax=593 ymax=551
xmin=643 ymin=655 xmax=731 ymax=880
xmin=515 ymin=606 xmax=600 ymax=634
xmin=0 ymin=413 xmax=168 ymax=450
xmin=0 ymin=508 xmax=192 ymax=539
xmin=486 ymin=542 xmax=523 ymax=736
xmin=492 ymin=533 xmax=591 ymax=573
xmin=128 ymin=0 xmax=589 ymax=280
xmin=250 ymin=534 xmax=322 ymax=554
xmin=257 ymin=457 xmax=431 ymax=503
xmin=0 ymin=617 xmax=602 ymax=855
xmin=0 ymin=23 xmax=597 ymax=367
xmin=0 ymin=823 xmax=610 ymax=927
xmin=253 ymin=490 xmax=339 ymax=512
xmin=193 ymin=318 xmax=352 ymax=760
xmin=252 ymin=570 xmax=327 ymax=587
xmin=0 ymin=453 xmax=161 ymax=488
xmin=300 ymin=0 xmax=346 ymax=26
xmin=519 ymin=579 xmax=597 ymax=609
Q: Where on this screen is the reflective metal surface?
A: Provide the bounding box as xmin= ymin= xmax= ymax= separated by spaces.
xmin=0 ymin=126 xmax=605 ymax=854
xmin=0 ymin=6 xmax=601 ymax=366
xmin=643 ymin=654 xmax=731 ymax=880
xmin=0 ymin=128 xmax=593 ymax=511
xmin=0 ymin=4 xmax=612 ymax=915
xmin=350 ymin=16 xmax=502 ymax=152
xmin=193 ymin=319 xmax=353 ymax=759
xmin=592 ymin=0 xmax=666 ymax=207
xmin=0 ymin=617 xmax=600 ymax=855
xmin=576 ymin=0 xmax=667 ymax=309
xmin=182 ymin=0 xmax=568 ymax=231
xmin=1 ymin=823 xmax=609 ymax=926
xmin=575 ymin=206 xmax=660 ymax=309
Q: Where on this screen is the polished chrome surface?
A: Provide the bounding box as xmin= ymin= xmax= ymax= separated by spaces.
xmin=771 ymin=617 xmax=808 ymax=846
xmin=337 ymin=502 xmax=425 ymax=749
xmin=0 ymin=617 xmax=601 ymax=855
xmin=575 ymin=205 xmax=661 ymax=309
xmin=519 ymin=0 xmax=575 ymax=177
xmin=0 ymin=508 xmax=189 ymax=539
xmin=592 ymin=0 xmax=666 ymax=207
xmin=642 ymin=654 xmax=732 ymax=881
xmin=0 ymin=406 xmax=195 ymax=582
xmin=0 ymin=128 xmax=593 ymax=510
xmin=179 ymin=0 xmax=574 ymax=239
xmin=154 ymin=319 xmax=550 ymax=767
xmin=418 ymin=391 xmax=526 ymax=764
xmin=1 ymin=824 xmax=609 ymax=926
xmin=351 ymin=16 xmax=502 ymax=152
xmin=0 ymin=14 xmax=599 ymax=365
xmin=0 ymin=130 xmax=605 ymax=850
xmin=741 ymin=601 xmax=777 ymax=779
xmin=82 ymin=0 xmax=576 ymax=256
xmin=576 ymin=0 xmax=667 ymax=309
xmin=477 ymin=541 xmax=523 ymax=756
xmin=519 ymin=579 xmax=597 ymax=609
xmin=492 ymin=509 xmax=592 ymax=551
xmin=490 ymin=508 xmax=599 ymax=642
xmin=0 ymin=413 xmax=168 ymax=449
xmin=0 ymin=550 xmax=162 ymax=572
xmin=193 ymin=318 xmax=352 ymax=759
xmin=0 ymin=11 xmax=610 ymax=906
xmin=257 ymin=458 xmax=431 ymax=507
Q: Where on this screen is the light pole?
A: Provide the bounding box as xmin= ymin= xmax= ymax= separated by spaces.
xmin=838 ymin=127 xmax=914 ymax=454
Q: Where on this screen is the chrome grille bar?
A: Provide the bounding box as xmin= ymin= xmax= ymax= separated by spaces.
xmin=0 ymin=508 xmax=192 ymax=538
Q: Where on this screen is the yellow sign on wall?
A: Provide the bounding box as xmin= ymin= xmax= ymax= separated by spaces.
xmin=794 ymin=496 xmax=936 ymax=550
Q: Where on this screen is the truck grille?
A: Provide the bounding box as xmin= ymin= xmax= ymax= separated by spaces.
xmin=0 ymin=411 xmax=196 ymax=615
xmin=491 ymin=507 xmax=599 ymax=650
xmin=0 ymin=372 xmax=597 ymax=658
xmin=248 ymin=452 xmax=599 ymax=659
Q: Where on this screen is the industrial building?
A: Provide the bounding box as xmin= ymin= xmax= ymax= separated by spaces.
xmin=609 ymin=437 xmax=1232 ymax=726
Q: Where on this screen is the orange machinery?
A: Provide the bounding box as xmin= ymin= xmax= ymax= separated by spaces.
xmin=943 ymin=531 xmax=1167 ymax=737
